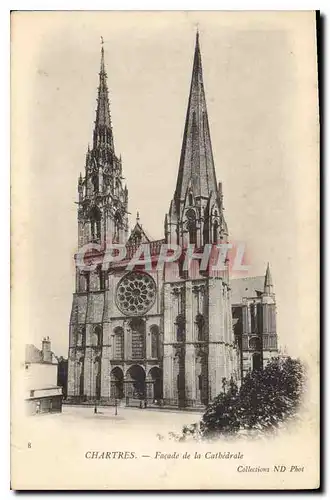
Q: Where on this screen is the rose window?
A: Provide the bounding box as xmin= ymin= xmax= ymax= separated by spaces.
xmin=116 ymin=272 xmax=156 ymax=316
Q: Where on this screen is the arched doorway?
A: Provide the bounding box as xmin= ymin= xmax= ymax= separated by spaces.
xmin=126 ymin=365 xmax=146 ymax=399
xmin=148 ymin=367 xmax=163 ymax=402
xmin=110 ymin=367 xmax=124 ymax=399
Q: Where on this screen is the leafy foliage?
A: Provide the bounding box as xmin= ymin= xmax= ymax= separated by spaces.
xmin=200 ymin=356 xmax=306 ymax=439
xmin=162 ymin=356 xmax=306 ymax=442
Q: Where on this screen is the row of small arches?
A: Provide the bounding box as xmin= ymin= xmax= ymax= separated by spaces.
xmin=74 ymin=323 xmax=160 ymax=359
xmin=185 ymin=207 xmax=221 ymax=245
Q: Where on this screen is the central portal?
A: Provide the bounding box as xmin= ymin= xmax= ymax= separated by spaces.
xmin=126 ymin=365 xmax=146 ymax=399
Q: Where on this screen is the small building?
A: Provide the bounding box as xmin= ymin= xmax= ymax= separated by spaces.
xmin=25 ymin=337 xmax=63 ymax=415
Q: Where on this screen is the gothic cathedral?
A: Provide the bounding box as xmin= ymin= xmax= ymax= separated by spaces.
xmin=67 ymin=34 xmax=278 ymax=408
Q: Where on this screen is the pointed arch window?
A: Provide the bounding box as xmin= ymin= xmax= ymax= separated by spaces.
xmin=195 ymin=313 xmax=205 ymax=341
xmin=79 ymin=273 xmax=90 ymax=292
xmin=213 ymin=219 xmax=219 ymax=243
xmin=250 ymin=304 xmax=257 ymax=334
xmin=188 ymin=192 xmax=193 ymax=206
xmin=99 ymin=268 xmax=105 ymax=290
xmin=113 ymin=327 xmax=124 ymax=359
xmin=186 ymin=209 xmax=197 ymax=245
xmin=90 ymin=206 xmax=101 ymax=241
xmin=92 ymin=173 xmax=99 ymax=193
xmin=114 ymin=211 xmax=122 ymax=243
xmin=130 ymin=318 xmax=146 ymax=359
xmin=94 ymin=325 xmax=103 ymax=346
xmin=176 ymin=314 xmax=185 ymax=342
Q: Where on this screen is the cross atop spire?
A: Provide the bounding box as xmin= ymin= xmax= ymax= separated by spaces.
xmin=174 ymin=31 xmax=218 ymax=204
xmin=93 ymin=39 xmax=114 ymax=150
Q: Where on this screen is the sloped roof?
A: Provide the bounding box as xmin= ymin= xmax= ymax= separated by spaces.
xmin=25 ymin=344 xmax=43 ymax=363
xmin=127 ymin=221 xmax=152 ymax=245
xmin=230 ymin=276 xmax=264 ymax=305
xmin=25 ymin=343 xmax=58 ymax=364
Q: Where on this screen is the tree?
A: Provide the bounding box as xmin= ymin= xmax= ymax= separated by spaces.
xmin=200 ymin=356 xmax=306 ymax=439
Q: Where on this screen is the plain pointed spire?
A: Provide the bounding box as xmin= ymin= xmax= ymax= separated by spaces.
xmin=264 ymin=262 xmax=273 ymax=293
xmin=174 ymin=31 xmax=218 ymax=204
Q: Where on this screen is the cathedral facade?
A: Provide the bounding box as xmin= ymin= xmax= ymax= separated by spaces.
xmin=67 ymin=34 xmax=278 ymax=408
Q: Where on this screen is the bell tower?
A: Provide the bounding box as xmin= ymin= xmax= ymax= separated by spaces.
xmin=68 ymin=42 xmax=130 ymax=402
xmin=77 ymin=42 xmax=128 ymax=251
xmin=165 ymin=31 xmax=228 ymax=250
xmin=163 ymin=32 xmax=239 ymax=408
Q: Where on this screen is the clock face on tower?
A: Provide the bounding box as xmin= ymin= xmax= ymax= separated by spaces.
xmin=115 ymin=272 xmax=156 ymax=316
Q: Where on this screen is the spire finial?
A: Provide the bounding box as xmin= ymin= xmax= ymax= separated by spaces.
xmin=195 ymin=24 xmax=200 ymax=48
xmin=136 ymin=211 xmax=140 ymax=222
xmin=100 ymin=36 xmax=105 ymax=73
xmin=93 ymin=37 xmax=114 ymax=149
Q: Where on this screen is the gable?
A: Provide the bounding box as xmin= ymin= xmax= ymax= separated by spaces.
xmin=230 ymin=276 xmax=264 ymax=305
xmin=127 ymin=222 xmax=151 ymax=245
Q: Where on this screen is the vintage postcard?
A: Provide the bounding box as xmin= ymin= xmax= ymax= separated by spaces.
xmin=11 ymin=11 xmax=319 ymax=490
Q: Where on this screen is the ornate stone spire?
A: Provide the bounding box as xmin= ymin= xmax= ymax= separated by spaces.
xmin=93 ymin=39 xmax=114 ymax=151
xmin=174 ymin=31 xmax=218 ymax=205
